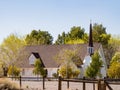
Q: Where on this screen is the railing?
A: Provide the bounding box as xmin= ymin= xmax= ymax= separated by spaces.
xmin=0 ymin=76 xmax=120 ymax=90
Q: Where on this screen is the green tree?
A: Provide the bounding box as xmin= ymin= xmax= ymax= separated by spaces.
xmin=25 ymin=30 xmax=53 ymax=45
xmin=85 ymin=52 xmax=103 ymax=78
xmin=33 ymin=59 xmax=47 ymax=77
xmin=92 ymin=23 xmax=111 ymax=46
xmin=0 ymin=34 xmax=25 ymax=69
xmin=69 ymin=26 xmax=85 ymax=39
xmin=55 ymin=32 xmax=66 ymax=44
xmin=55 ymin=26 xmax=87 ymax=44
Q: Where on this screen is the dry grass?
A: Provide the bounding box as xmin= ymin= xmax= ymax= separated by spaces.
xmin=0 ymin=78 xmax=20 ymax=90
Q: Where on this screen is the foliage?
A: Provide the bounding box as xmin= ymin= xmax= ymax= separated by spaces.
xmin=33 ymin=59 xmax=47 ymax=77
xmin=107 ymin=52 xmax=120 ymax=78
xmin=104 ymin=37 xmax=120 ymax=66
xmin=59 ymin=64 xmax=80 ymax=78
xmin=92 ymin=23 xmax=111 ymax=46
xmin=55 ymin=26 xmax=87 ymax=44
xmin=55 ymin=48 xmax=82 ymax=67
xmin=8 ymin=65 xmax=20 ymax=76
xmin=55 ymin=32 xmax=66 ymax=44
xmin=110 ymin=52 xmax=120 ymax=64
xmin=107 ymin=62 xmax=120 ymax=79
xmin=0 ymin=34 xmax=25 ymax=67
xmin=25 ymin=30 xmax=53 ymax=45
xmin=55 ymin=48 xmax=81 ymax=78
xmin=85 ymin=52 xmax=103 ymax=78
xmin=66 ymin=39 xmax=85 ymax=44
xmin=52 ymin=73 xmax=59 ymax=78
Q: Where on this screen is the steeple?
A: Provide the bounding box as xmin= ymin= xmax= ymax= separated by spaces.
xmin=87 ymin=22 xmax=94 ymax=55
xmin=89 ymin=22 xmax=93 ymax=47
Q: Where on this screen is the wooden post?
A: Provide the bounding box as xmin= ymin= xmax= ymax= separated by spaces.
xmin=67 ymin=80 xmax=69 ymax=89
xmin=101 ymin=80 xmax=106 ymax=90
xmin=93 ymin=82 xmax=95 ymax=90
xmin=58 ymin=76 xmax=62 ymax=90
xmin=97 ymin=79 xmax=101 ymax=90
xmin=83 ymin=77 xmax=85 ymax=90
xmin=20 ymin=76 xmax=22 ymax=89
xmin=43 ymin=76 xmax=45 ymax=90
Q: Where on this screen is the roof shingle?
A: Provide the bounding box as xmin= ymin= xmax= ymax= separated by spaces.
xmin=18 ymin=43 xmax=101 ymax=68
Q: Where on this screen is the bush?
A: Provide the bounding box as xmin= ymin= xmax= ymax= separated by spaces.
xmin=0 ymin=78 xmax=19 ymax=90
xmin=8 ymin=65 xmax=20 ymax=77
xmin=107 ymin=62 xmax=120 ymax=78
xmin=52 ymin=73 xmax=58 ymax=78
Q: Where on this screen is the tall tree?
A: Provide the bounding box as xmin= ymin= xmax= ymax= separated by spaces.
xmin=85 ymin=52 xmax=103 ymax=78
xmin=55 ymin=26 xmax=87 ymax=44
xmin=69 ymin=26 xmax=85 ymax=39
xmin=25 ymin=30 xmax=53 ymax=45
xmin=92 ymin=23 xmax=111 ymax=46
xmin=0 ymin=34 xmax=25 ymax=76
xmin=0 ymin=34 xmax=25 ymax=67
xmin=33 ymin=59 xmax=47 ymax=77
xmin=55 ymin=32 xmax=66 ymax=45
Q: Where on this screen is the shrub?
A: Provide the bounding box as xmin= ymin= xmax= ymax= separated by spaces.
xmin=0 ymin=78 xmax=19 ymax=90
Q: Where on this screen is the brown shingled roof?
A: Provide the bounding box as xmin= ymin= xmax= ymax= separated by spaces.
xmin=18 ymin=43 xmax=101 ymax=68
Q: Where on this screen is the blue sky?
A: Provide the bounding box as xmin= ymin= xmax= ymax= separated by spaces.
xmin=0 ymin=0 xmax=120 ymax=43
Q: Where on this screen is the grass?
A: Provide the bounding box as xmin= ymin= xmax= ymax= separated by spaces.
xmin=0 ymin=78 xmax=20 ymax=90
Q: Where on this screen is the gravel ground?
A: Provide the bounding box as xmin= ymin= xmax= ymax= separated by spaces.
xmin=12 ymin=80 xmax=120 ymax=90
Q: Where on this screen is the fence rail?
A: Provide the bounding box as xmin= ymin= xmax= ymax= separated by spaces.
xmin=0 ymin=76 xmax=120 ymax=90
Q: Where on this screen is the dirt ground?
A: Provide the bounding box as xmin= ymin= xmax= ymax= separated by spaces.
xmin=12 ymin=80 xmax=120 ymax=90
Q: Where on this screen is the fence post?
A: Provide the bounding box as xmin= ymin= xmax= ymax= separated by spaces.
xmin=58 ymin=76 xmax=62 ymax=90
xmin=67 ymin=79 xmax=69 ymax=89
xmin=43 ymin=76 xmax=45 ymax=90
xmin=97 ymin=79 xmax=101 ymax=90
xmin=83 ymin=77 xmax=85 ymax=90
xmin=20 ymin=75 xmax=22 ymax=89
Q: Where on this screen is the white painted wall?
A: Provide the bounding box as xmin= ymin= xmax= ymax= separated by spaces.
xmin=98 ymin=45 xmax=107 ymax=78
xmin=21 ymin=68 xmax=58 ymax=77
xmin=81 ymin=46 xmax=107 ymax=78
xmin=47 ymin=68 xmax=58 ymax=77
xmin=21 ymin=68 xmax=35 ymax=77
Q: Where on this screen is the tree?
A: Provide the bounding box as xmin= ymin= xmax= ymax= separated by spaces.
xmin=92 ymin=23 xmax=111 ymax=46
xmin=104 ymin=36 xmax=120 ymax=66
xmin=85 ymin=52 xmax=103 ymax=78
xmin=0 ymin=34 xmax=25 ymax=71
xmin=69 ymin=26 xmax=85 ymax=39
xmin=55 ymin=32 xmax=66 ymax=45
xmin=8 ymin=65 xmax=20 ymax=76
xmin=55 ymin=26 xmax=87 ymax=44
xmin=110 ymin=52 xmax=120 ymax=64
xmin=107 ymin=62 xmax=120 ymax=79
xmin=33 ymin=59 xmax=47 ymax=77
xmin=55 ymin=48 xmax=81 ymax=78
xmin=59 ymin=63 xmax=80 ymax=78
xmin=25 ymin=30 xmax=53 ymax=45
xmin=107 ymin=52 xmax=120 ymax=78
